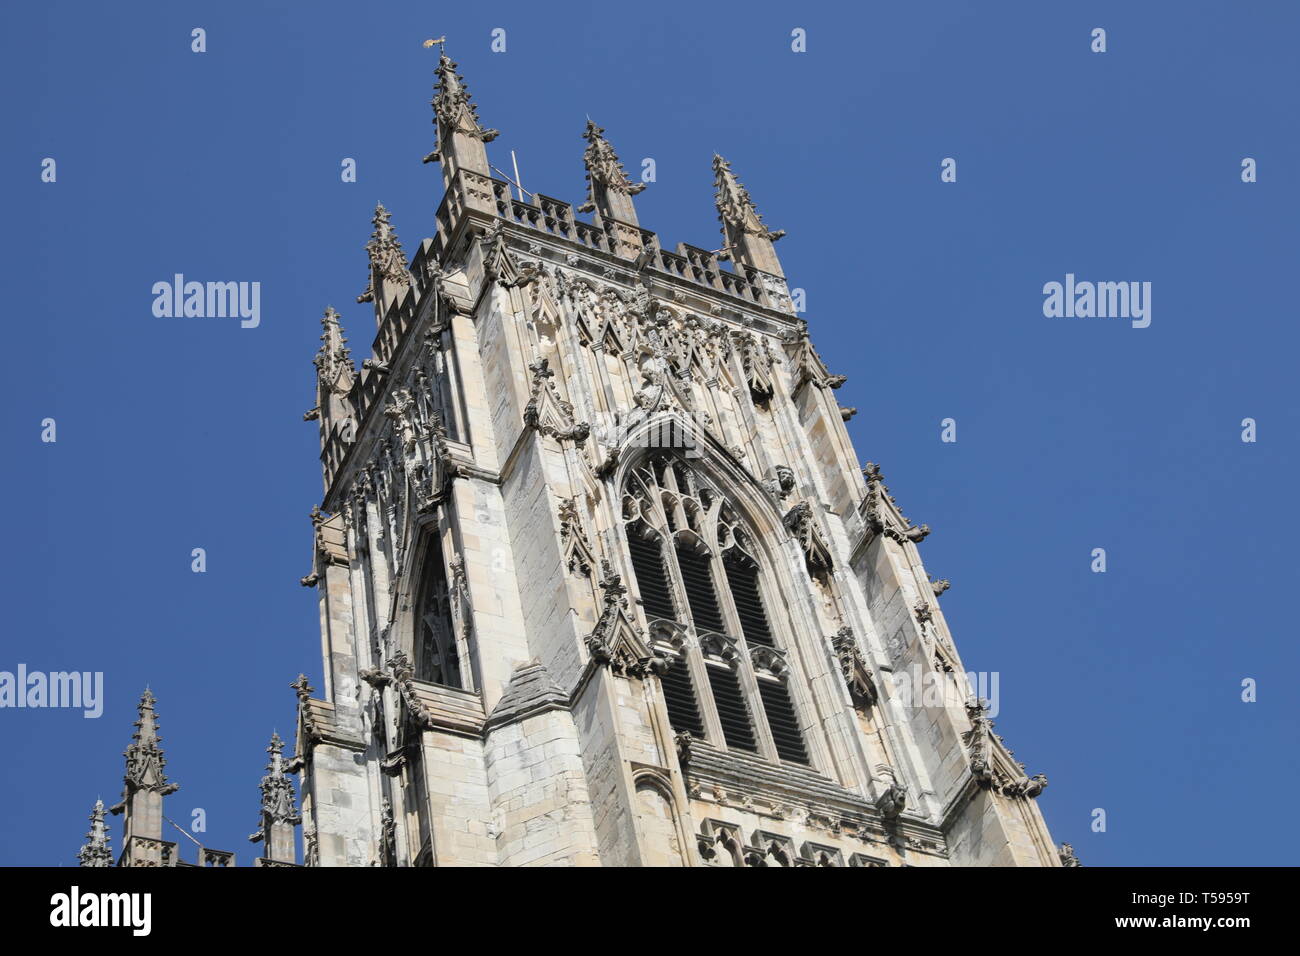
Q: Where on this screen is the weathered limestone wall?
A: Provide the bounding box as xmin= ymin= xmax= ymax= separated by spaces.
xmin=307 ymin=742 xmax=373 ymax=867
xmin=485 ymin=709 xmax=599 ymax=866
xmin=418 ymin=730 xmax=495 ymax=866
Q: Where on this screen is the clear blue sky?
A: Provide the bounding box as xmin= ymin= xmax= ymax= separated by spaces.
xmin=1 ymin=1 xmax=1295 ymax=866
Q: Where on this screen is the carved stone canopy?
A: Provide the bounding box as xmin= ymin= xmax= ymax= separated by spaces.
xmin=962 ymin=699 xmax=1048 ymax=799
xmin=783 ymin=501 xmax=833 ymax=576
xmin=859 ymin=462 xmax=930 ymax=546
xmin=587 ymin=561 xmax=663 ymax=678
xmin=832 ymin=626 xmax=876 ymax=709
xmin=523 ymin=357 xmax=590 ymax=446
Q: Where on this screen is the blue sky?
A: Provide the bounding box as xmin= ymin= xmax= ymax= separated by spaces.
xmin=1 ymin=1 xmax=1296 ymax=866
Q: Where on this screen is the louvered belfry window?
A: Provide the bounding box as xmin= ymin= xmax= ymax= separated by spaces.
xmin=627 ymin=530 xmax=677 ymax=622
xmin=726 ymin=551 xmax=809 ymax=764
xmin=621 ymin=453 xmax=811 ymax=766
xmin=659 ymin=653 xmax=705 ymax=738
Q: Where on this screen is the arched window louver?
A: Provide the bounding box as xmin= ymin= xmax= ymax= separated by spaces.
xmin=621 ymin=453 xmax=811 ymax=766
xmin=627 ymin=530 xmax=676 ymax=622
xmin=659 ymin=654 xmax=704 ymax=738
xmin=706 ymin=661 xmax=759 ymax=753
xmin=725 ymin=551 xmax=809 ymax=764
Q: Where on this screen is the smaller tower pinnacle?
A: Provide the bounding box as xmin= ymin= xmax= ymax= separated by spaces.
xmin=315 ymin=306 xmax=352 ymax=380
xmin=712 ymin=154 xmax=787 ymax=278
xmin=77 ymin=798 xmax=113 ymax=867
xmin=578 ymin=119 xmax=645 ymax=227
xmin=424 ymin=50 xmax=498 ymax=190
xmin=357 ymin=202 xmax=412 ymax=321
xmin=111 ymin=688 xmax=179 ymax=860
xmin=249 ymin=731 xmax=302 ymax=864
xmin=120 ymin=688 xmax=178 ymax=798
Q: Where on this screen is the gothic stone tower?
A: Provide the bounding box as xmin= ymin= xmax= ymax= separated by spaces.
xmin=293 ymin=51 xmax=1061 ymax=867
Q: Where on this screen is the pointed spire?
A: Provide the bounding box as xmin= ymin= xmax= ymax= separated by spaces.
xmin=77 ymin=799 xmax=113 ymax=867
xmin=357 ymin=202 xmax=411 ymax=315
xmin=578 ymin=119 xmax=645 ymax=226
xmin=712 ymin=154 xmax=787 ymax=278
xmin=249 ymin=731 xmax=301 ymax=863
xmin=423 ymin=49 xmax=498 ymax=187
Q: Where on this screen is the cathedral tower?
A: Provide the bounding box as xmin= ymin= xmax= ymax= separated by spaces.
xmin=288 ymin=50 xmax=1062 ymax=867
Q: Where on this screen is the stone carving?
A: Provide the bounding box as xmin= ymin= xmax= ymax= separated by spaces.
xmin=963 ymin=698 xmax=996 ymax=788
xmin=586 ymin=561 xmax=660 ymax=677
xmin=748 ymin=643 xmax=789 ymax=678
xmin=522 ymin=357 xmax=591 ymax=446
xmin=832 ymin=626 xmax=876 ymax=709
xmin=290 ymin=674 xmax=321 ymax=745
xmin=763 ymin=464 xmax=796 ymax=499
xmin=480 ymin=220 xmax=537 ymax=288
xmin=362 ymin=651 xmax=438 ymax=731
xmin=376 ymin=799 xmax=397 ymax=867
xmin=383 ymin=388 xmax=458 ymax=513
xmin=875 ymin=782 xmax=908 ymax=821
xmin=1058 ymin=843 xmax=1082 ymax=867
xmin=674 ymin=731 xmax=693 ymax=769
xmin=1004 ymin=773 xmax=1049 ymax=799
xmin=913 ymin=601 xmax=934 ymax=626
xmin=734 ymin=330 xmax=775 ymax=404
xmin=447 ymin=556 xmax=475 ymax=647
xmin=557 ymin=497 xmax=596 ymax=577
xmin=860 ymin=462 xmax=930 ymax=545
xmin=930 ymin=577 xmax=950 ymax=596
xmin=963 ymin=698 xmax=1048 ymax=799
xmin=783 ymin=326 xmax=845 ymax=395
xmin=698 ymin=630 xmax=742 ymax=664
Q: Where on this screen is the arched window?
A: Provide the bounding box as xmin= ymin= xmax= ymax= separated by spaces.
xmin=412 ymin=536 xmax=461 ymax=689
xmin=621 ymin=453 xmax=810 ymax=766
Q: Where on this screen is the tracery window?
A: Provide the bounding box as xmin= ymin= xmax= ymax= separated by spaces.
xmin=622 ymin=454 xmax=810 ymax=765
xmin=412 ymin=536 xmax=461 ymax=689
